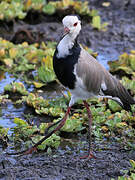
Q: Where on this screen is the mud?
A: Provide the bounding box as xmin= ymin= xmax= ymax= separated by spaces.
xmin=0 ymin=0 xmax=135 ymax=179
xmin=0 ymin=144 xmax=135 ymax=180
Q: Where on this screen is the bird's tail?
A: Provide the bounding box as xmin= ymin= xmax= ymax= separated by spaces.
xmin=103 ymin=75 xmax=135 ymax=111
xmin=114 ymin=81 xmax=135 ymax=111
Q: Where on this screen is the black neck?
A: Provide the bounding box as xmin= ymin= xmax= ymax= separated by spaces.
xmin=53 ymin=35 xmax=81 ymax=89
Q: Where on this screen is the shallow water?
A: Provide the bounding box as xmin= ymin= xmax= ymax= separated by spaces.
xmin=0 ymin=52 xmax=118 ymax=132
xmin=0 ymin=72 xmax=15 ymax=94
xmin=97 ymin=52 xmax=119 ymax=70
xmin=0 ymin=102 xmax=25 ymax=135
xmin=0 ymin=72 xmax=25 ymax=131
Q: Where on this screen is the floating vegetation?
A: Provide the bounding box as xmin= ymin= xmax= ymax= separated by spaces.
xmin=0 ymin=38 xmax=56 ymax=86
xmin=11 ymin=117 xmax=61 ymax=151
xmin=0 ymin=94 xmax=9 ymax=103
xmin=0 ymin=125 xmax=9 ymax=147
xmin=37 ymin=56 xmax=56 ymax=85
xmin=0 ymin=0 xmax=92 ymax=20
xmin=108 ymin=51 xmax=135 ymax=95
xmin=0 ymin=0 xmax=108 ymax=31
xmin=108 ymin=51 xmax=135 ymax=76
xmin=4 ymin=82 xmax=28 ymax=96
xmin=3 ymin=83 xmax=135 ymax=151
xmin=0 ymin=36 xmax=135 ymax=154
xmin=91 ymin=15 xmax=108 ymax=31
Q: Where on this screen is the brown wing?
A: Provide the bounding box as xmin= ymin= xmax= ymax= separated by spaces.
xmin=75 ymin=47 xmax=135 ymax=110
xmin=75 ymin=47 xmax=115 ymax=94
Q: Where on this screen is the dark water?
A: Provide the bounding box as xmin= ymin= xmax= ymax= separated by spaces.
xmin=0 ymin=103 xmax=25 ymax=132
xmin=0 ymin=72 xmax=24 ymax=131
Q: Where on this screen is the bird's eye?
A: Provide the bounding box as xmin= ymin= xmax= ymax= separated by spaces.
xmin=73 ymin=22 xmax=78 ymax=27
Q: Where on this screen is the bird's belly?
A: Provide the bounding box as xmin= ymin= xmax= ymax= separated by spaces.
xmin=70 ymin=86 xmax=95 ymax=100
xmin=69 ymin=86 xmax=96 ymax=106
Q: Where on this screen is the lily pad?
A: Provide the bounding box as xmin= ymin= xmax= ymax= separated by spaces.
xmin=92 ymin=15 xmax=101 ymax=30
xmin=108 ymin=52 xmax=135 ymax=77
xmin=108 ymin=99 xmax=122 ymax=112
xmin=4 ymin=82 xmax=28 ymax=95
xmin=129 ymin=54 xmax=135 ymax=71
xmin=43 ymin=3 xmax=56 ymax=15
xmin=59 ymin=115 xmax=85 ymax=132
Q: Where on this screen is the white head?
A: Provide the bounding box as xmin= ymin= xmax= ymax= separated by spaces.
xmin=62 ymin=15 xmax=81 ymax=38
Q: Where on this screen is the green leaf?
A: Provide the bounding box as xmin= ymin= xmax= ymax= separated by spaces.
xmin=14 ymin=117 xmax=28 ymax=126
xmin=121 ymin=76 xmax=135 ymax=94
xmin=60 ymin=116 xmax=85 ymax=132
xmin=37 ymin=65 xmax=55 ymax=83
xmin=0 ymin=125 xmax=9 ymax=137
xmin=118 ymin=177 xmax=126 ymax=180
xmin=129 ymin=54 xmax=135 ymax=71
xmin=4 ymin=82 xmax=28 ymax=95
xmin=3 ymin=58 xmax=13 ymax=67
xmin=131 ymin=173 xmax=135 ymax=179
xmin=33 ymin=81 xmax=45 ymax=88
xmin=43 ymin=3 xmax=56 ymax=15
xmin=32 ymin=134 xmax=60 ymax=150
xmin=39 ymin=123 xmax=48 ymax=134
xmin=130 ymin=159 xmax=135 ymax=169
xmin=117 ymin=66 xmax=133 ymax=74
xmin=108 ymin=99 xmax=122 ymax=112
xmin=90 ymin=9 xmax=99 ymax=16
xmin=92 ymin=16 xmax=101 ymax=30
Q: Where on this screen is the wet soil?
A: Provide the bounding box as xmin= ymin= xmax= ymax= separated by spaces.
xmin=0 ymin=144 xmax=135 ymax=180
xmin=0 ymin=0 xmax=135 ymax=179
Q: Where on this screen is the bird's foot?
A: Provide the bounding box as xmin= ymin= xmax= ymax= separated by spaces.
xmin=80 ymin=151 xmax=96 ymax=160
xmin=24 ymin=147 xmax=37 ymax=155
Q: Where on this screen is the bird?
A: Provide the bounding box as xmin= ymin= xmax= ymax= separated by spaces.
xmin=52 ymin=14 xmax=135 ymax=159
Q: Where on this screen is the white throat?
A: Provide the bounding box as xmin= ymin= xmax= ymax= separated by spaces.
xmin=56 ymin=34 xmax=76 ymax=58
xmin=56 ymin=15 xmax=81 ymax=59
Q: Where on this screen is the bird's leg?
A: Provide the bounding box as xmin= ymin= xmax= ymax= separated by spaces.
xmin=7 ymin=107 xmax=71 ymax=155
xmin=80 ymin=100 xmax=96 ymax=159
xmin=24 ymin=106 xmax=72 ymax=155
xmin=52 ymin=106 xmax=71 ymax=132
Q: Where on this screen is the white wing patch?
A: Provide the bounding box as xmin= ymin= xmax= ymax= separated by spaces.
xmin=101 ymin=81 xmax=107 ymax=91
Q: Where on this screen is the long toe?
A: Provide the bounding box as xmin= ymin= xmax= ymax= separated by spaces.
xmin=24 ymin=147 xmax=37 ymax=155
xmin=80 ymin=151 xmax=96 ymax=160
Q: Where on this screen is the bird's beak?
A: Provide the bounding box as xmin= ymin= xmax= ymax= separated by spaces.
xmin=64 ymin=27 xmax=70 ymax=35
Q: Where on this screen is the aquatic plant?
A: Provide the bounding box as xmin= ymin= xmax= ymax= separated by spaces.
xmin=0 ymin=0 xmax=107 ymax=31
xmin=108 ymin=51 xmax=135 ymax=102
xmin=4 ymin=82 xmax=28 ymax=96
xmin=108 ymin=51 xmax=135 ymax=76
xmin=0 ymin=36 xmax=135 ymax=154
xmin=11 ymin=117 xmax=60 ymax=151
xmin=0 ymin=125 xmax=9 ymax=148
xmin=0 ymin=39 xmax=56 ymax=86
